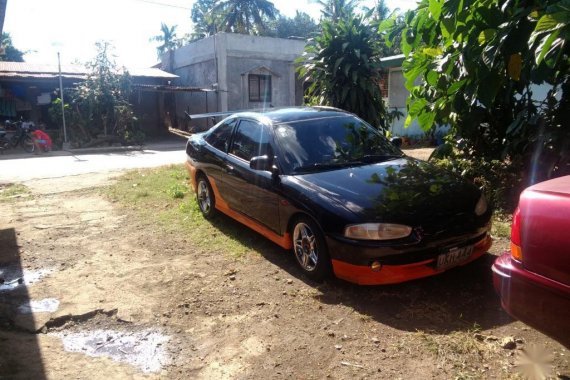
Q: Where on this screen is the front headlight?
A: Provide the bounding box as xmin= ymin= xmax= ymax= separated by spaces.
xmin=475 ymin=193 xmax=488 ymax=216
xmin=344 ymin=223 xmax=412 ymax=240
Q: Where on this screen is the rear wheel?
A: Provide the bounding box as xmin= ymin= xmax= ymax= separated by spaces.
xmin=291 ymin=216 xmax=331 ymax=281
xmin=196 ymin=175 xmax=216 ymax=218
xmin=22 ymin=136 xmax=34 ymax=153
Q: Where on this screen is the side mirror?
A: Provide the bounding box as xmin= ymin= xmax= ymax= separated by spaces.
xmin=250 ymin=155 xmax=272 ymax=171
xmin=390 ymin=136 xmax=402 ymax=148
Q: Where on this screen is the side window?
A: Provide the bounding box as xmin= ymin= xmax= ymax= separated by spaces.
xmin=204 ymin=119 xmax=236 ymax=152
xmin=230 ymin=120 xmax=272 ymax=162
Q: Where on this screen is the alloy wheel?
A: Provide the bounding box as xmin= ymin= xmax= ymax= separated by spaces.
xmin=293 ymin=222 xmax=318 ymax=272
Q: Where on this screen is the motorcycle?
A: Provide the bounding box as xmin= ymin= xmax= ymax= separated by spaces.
xmin=0 ymin=119 xmax=35 ymax=153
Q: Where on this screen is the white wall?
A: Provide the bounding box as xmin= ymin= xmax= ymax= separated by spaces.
xmin=387 ymin=68 xmax=424 ymax=137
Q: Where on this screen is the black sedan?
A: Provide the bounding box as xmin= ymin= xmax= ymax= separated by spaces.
xmin=185 ymin=107 xmax=492 ymax=284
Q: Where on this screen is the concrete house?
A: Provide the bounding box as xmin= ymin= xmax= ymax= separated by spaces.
xmin=161 ymin=34 xmax=433 ymax=137
xmin=160 ymin=33 xmax=306 ymax=130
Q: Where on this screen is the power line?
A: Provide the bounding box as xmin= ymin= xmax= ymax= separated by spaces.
xmin=132 ymin=0 xmax=192 ymax=10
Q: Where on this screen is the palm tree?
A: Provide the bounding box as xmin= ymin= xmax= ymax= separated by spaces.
xmin=314 ymin=0 xmax=358 ymax=23
xmin=150 ymin=23 xmax=178 ymax=58
xmin=363 ymin=0 xmax=392 ymax=22
xmin=212 ymin=0 xmax=278 ymax=35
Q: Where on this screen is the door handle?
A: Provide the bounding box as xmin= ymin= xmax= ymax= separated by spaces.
xmin=224 ymin=164 xmax=234 ymax=173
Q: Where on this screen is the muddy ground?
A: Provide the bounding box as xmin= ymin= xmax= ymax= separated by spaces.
xmin=0 ymin=164 xmax=569 ymax=379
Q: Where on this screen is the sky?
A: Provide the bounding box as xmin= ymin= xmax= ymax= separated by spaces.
xmin=4 ymin=0 xmax=417 ymax=69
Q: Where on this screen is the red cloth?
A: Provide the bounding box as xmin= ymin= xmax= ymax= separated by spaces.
xmin=32 ymin=130 xmax=52 ymax=148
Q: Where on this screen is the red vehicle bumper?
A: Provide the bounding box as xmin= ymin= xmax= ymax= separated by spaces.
xmin=332 ymin=234 xmax=492 ymax=285
xmin=492 ymin=253 xmax=570 ymax=348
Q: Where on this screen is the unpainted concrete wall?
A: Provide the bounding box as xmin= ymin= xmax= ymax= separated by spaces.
xmin=163 ymin=33 xmax=306 ymax=131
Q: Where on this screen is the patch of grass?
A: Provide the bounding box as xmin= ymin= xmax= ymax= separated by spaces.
xmin=166 ymin=183 xmax=187 ymax=199
xmin=413 ymin=327 xmax=500 ymax=377
xmin=104 ymin=164 xmax=273 ymax=258
xmin=0 ymin=183 xmax=30 ymax=201
xmin=491 ymin=211 xmax=512 ymax=239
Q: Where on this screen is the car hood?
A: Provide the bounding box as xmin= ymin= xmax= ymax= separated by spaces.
xmin=291 ymin=157 xmax=484 ymax=234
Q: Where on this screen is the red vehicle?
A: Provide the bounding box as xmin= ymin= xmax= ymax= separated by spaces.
xmin=492 ymin=175 xmax=570 ymax=348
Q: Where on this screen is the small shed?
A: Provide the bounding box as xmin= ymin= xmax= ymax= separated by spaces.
xmin=0 ymin=62 xmax=179 ymax=136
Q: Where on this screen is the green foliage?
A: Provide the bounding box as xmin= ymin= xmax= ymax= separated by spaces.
xmin=267 ymin=11 xmax=319 ymax=39
xmin=362 ymin=0 xmax=391 ymax=22
xmin=316 ymin=0 xmax=358 ymax=23
xmin=106 ymin=165 xmax=260 ymax=257
xmin=167 ymin=183 xmax=187 ymax=199
xmin=431 ymin=155 xmax=521 ymax=211
xmin=377 ymin=13 xmax=405 ymax=55
xmin=0 ymin=33 xmax=25 ymax=61
xmin=0 ymin=183 xmax=30 ymax=201
xmin=149 ymin=23 xmax=179 ymax=58
xmin=397 ymin=0 xmax=569 ymax=189
xmin=191 ymin=0 xmax=220 ymax=39
xmin=297 ymin=15 xmax=387 ymax=129
xmin=212 ymin=0 xmax=278 ymax=35
xmin=49 ymin=42 xmax=143 ymax=147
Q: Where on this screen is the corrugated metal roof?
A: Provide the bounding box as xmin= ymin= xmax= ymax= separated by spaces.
xmin=0 ymin=72 xmax=85 ymax=80
xmin=133 ymin=84 xmax=215 ymax=92
xmin=128 ymin=68 xmax=178 ymax=79
xmin=0 ymin=62 xmax=178 ymax=79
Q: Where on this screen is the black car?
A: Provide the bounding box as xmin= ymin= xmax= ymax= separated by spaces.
xmin=185 ymin=107 xmax=492 ymax=284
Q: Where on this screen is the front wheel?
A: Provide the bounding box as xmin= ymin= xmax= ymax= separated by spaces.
xmin=22 ymin=136 xmax=34 ymax=153
xmin=291 ymin=216 xmax=331 ymax=281
xmin=196 ymin=175 xmax=216 ymax=218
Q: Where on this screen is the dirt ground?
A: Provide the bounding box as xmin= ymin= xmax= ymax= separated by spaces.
xmin=0 ymin=166 xmax=569 ymax=379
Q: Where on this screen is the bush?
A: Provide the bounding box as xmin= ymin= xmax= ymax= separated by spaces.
xmin=431 ymin=156 xmax=522 ymax=212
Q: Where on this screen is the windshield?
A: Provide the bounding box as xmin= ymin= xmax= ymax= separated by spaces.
xmin=274 ymin=116 xmax=402 ymax=174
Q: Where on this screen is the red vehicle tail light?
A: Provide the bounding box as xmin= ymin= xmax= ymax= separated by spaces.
xmin=510 ymin=207 xmax=523 ymax=261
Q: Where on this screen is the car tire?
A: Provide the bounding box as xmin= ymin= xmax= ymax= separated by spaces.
xmin=291 ymin=216 xmax=332 ymax=281
xmin=196 ymin=175 xmax=216 ymax=218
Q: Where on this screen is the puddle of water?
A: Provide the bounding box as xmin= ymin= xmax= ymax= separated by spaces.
xmin=17 ymin=298 xmax=60 ymax=314
xmin=54 ymin=329 xmax=169 ymax=373
xmin=0 ymin=267 xmax=53 ymax=292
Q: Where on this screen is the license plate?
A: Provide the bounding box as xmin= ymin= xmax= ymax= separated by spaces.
xmin=436 ymin=245 xmax=474 ymax=270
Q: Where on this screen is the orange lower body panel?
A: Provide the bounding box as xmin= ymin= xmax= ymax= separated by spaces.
xmin=207 ymin=176 xmax=292 ymax=250
xmin=332 ymin=235 xmax=492 ymax=285
xmin=185 ymin=161 xmax=197 ymax=191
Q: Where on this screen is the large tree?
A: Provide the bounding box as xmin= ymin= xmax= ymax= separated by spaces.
xmin=268 ymin=11 xmax=319 ymax=39
xmin=398 ymin=0 xmax=569 ymax=187
xmin=50 ymin=42 xmax=141 ymax=146
xmin=212 ymin=0 xmax=278 ymax=35
xmin=0 ymin=33 xmax=25 ymax=61
xmin=190 ymin=0 xmax=219 ymax=39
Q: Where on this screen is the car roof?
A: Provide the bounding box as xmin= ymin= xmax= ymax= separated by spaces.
xmin=232 ymin=107 xmax=353 ymax=125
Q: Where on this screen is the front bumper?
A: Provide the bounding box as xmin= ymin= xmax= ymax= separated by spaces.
xmin=331 ymin=234 xmax=492 ymax=285
xmin=492 ymin=253 xmax=570 ymax=348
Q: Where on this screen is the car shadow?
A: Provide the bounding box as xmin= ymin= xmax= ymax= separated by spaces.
xmin=0 ymin=228 xmax=47 ymax=379
xmin=314 ymin=253 xmax=514 ymax=334
xmin=207 ymin=215 xmax=513 ymax=334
